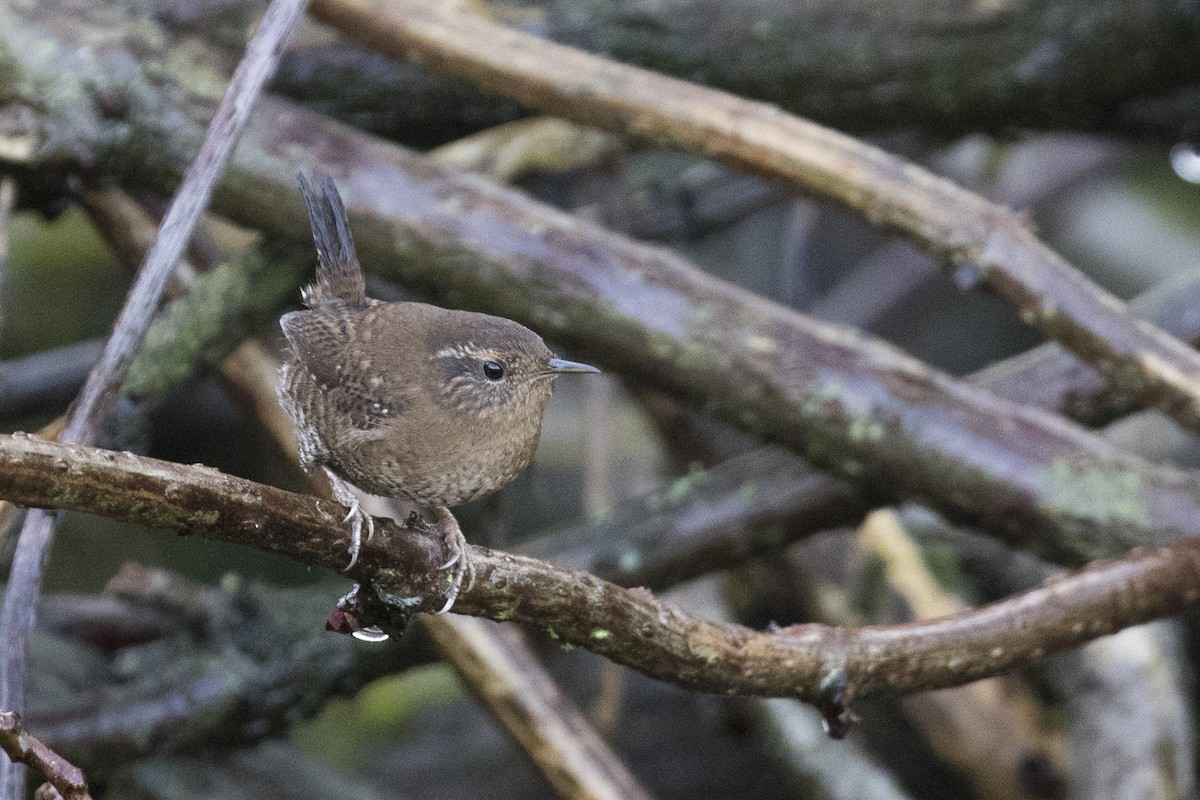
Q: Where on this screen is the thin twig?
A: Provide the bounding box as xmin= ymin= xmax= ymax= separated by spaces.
xmin=309 ymin=0 xmax=1200 ymax=437
xmin=0 ymin=177 xmax=14 ymax=342
xmin=0 ymin=1 xmax=307 ymax=795
xmin=1 ymin=434 xmax=1199 ymax=720
xmin=0 ymin=712 xmax=91 ymax=800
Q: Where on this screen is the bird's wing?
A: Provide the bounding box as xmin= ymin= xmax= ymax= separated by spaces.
xmin=281 ymin=310 xmax=412 ymax=432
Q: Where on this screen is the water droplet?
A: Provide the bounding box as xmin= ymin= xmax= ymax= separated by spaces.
xmin=352 ymin=626 xmax=390 ymax=643
xmin=1170 ymin=143 xmax=1200 ymax=184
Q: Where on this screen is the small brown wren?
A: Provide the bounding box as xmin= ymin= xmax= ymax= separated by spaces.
xmin=277 ymin=172 xmax=599 ymax=611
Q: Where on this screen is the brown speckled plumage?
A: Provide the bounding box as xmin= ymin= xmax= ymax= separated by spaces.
xmin=280 ymin=301 xmax=561 ymax=506
xmin=277 ymin=172 xmax=597 ymax=607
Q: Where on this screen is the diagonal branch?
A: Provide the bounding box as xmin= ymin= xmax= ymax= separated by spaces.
xmin=215 ymin=100 xmax=1200 ymax=569
xmin=0 ymin=711 xmax=91 ymax=800
xmin=0 ymin=1 xmax=308 ymax=796
xmin=308 ymin=0 xmax=1200 ymax=438
xmin=1 ymin=433 xmax=1199 ymax=724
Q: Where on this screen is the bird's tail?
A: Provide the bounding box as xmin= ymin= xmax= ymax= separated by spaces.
xmin=298 ymin=171 xmax=368 ymax=310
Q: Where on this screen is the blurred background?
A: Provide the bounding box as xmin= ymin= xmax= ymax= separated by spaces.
xmin=2 ymin=0 xmax=1200 ymax=798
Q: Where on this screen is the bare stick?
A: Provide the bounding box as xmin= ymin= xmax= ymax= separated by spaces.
xmin=0 ymin=178 xmax=13 ymax=341
xmin=427 ymin=617 xmax=654 ymax=800
xmin=1 ymin=433 xmax=1199 ymax=720
xmin=309 ymin=0 xmax=1200 ymax=436
xmin=0 ymin=0 xmax=307 ymax=795
xmin=0 ymin=711 xmax=91 ymax=800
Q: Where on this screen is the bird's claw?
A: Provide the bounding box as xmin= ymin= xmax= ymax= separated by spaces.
xmin=433 ymin=507 xmax=476 ymax=614
xmin=323 ymin=467 xmax=374 ymax=571
xmin=340 ymin=499 xmax=376 ymax=572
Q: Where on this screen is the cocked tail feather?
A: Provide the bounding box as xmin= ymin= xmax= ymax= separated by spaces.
xmin=298 ymin=171 xmax=368 ymax=310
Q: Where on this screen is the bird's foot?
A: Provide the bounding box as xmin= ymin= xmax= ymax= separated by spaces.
xmin=323 ymin=466 xmax=375 ymax=571
xmin=431 ymin=506 xmax=476 ymax=614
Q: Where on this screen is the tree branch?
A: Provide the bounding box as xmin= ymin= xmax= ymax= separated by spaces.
xmin=176 ymin=0 xmax=1200 ymax=144
xmin=542 ymin=0 xmax=1200 ymax=142
xmin=426 ymin=617 xmax=654 ymax=800
xmin=216 ymin=100 xmax=1200 ymax=567
xmin=1 ymin=434 xmax=1199 ymax=723
xmin=307 ymin=0 xmax=1200 ymax=441
xmin=0 ymin=712 xmax=91 ymax=800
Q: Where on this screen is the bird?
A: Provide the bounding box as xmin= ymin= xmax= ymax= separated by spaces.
xmin=277 ymin=171 xmax=599 ymax=612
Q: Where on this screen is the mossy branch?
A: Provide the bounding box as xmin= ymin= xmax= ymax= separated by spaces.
xmin=1 ymin=433 xmax=1199 ymax=722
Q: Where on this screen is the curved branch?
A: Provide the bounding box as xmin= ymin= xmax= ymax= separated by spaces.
xmin=309 ymin=0 xmax=1200 ymax=439
xmin=1 ymin=433 xmax=1199 ymax=714
xmin=543 ymin=0 xmax=1200 ymax=142
xmin=161 ymin=0 xmax=1200 ymax=143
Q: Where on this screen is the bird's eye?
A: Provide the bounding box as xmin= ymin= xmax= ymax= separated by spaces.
xmin=482 ymin=360 xmax=505 ymax=381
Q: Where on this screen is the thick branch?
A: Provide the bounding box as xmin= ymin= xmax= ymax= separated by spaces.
xmin=173 ymin=0 xmax=1200 ymax=143
xmin=1 ymin=434 xmax=1199 ymax=709
xmin=530 ymin=270 xmax=1200 ymax=589
xmin=308 ymin=0 xmax=1200 ymax=440
xmin=209 ymin=99 xmax=1200 ymax=567
xmin=543 ymin=0 xmax=1200 ymax=142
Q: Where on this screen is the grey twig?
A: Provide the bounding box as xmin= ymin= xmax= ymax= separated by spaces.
xmin=0 ymin=178 xmax=14 ymax=342
xmin=0 ymin=0 xmax=308 ymax=795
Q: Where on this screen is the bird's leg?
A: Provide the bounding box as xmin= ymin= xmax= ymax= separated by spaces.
xmin=322 ymin=465 xmax=375 ymax=571
xmin=430 ymin=506 xmax=476 ymax=614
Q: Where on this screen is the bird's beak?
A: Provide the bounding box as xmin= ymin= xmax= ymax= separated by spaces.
xmin=547 ymin=357 xmax=601 ymax=374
